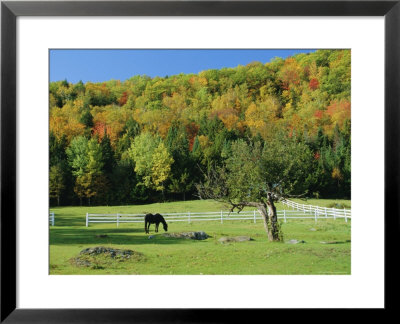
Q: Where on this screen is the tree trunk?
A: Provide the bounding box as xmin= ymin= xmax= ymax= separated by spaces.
xmin=257 ymin=197 xmax=283 ymax=242
xmin=266 ymin=194 xmax=283 ymax=242
xmin=227 ymin=198 xmax=283 ymax=242
xmin=257 ymin=203 xmax=274 ymax=242
xmin=57 ymin=195 xmax=60 ymax=207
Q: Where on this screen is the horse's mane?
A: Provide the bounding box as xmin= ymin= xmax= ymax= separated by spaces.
xmin=155 ymin=213 xmax=167 ymax=225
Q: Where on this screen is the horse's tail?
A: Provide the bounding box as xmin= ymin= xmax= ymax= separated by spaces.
xmin=144 ymin=213 xmax=151 ymax=233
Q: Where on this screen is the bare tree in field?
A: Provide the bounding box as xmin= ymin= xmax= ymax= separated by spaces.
xmin=196 ymin=135 xmax=313 ymax=242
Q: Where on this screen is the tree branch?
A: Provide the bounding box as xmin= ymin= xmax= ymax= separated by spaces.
xmin=227 ymin=199 xmax=264 ymax=213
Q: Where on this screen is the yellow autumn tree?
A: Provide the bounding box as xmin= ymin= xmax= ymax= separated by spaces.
xmin=128 ymin=133 xmax=174 ymax=196
xmin=151 ymin=142 xmax=174 ymax=193
xmin=49 ymin=102 xmax=86 ymax=142
xmin=245 ymin=96 xmax=279 ymax=140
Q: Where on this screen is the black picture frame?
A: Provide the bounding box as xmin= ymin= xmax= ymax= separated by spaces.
xmin=1 ymin=0 xmax=398 ymax=322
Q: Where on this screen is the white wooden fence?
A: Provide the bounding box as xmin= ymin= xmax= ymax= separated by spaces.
xmin=86 ymin=208 xmax=351 ymax=227
xmin=49 ymin=212 xmax=55 ymax=226
xmin=281 ymin=199 xmax=351 ymax=221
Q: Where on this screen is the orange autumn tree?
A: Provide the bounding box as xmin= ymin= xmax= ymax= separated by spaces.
xmin=92 ymin=105 xmax=133 ymax=144
xmin=325 ymin=99 xmax=351 ymax=135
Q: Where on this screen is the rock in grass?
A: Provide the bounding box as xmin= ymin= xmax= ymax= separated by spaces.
xmin=71 ymin=246 xmax=144 ymax=268
xmin=71 ymin=258 xmax=92 ymax=267
xmin=218 ymin=236 xmax=253 ymax=243
xmin=286 ymin=239 xmax=306 ymax=244
xmin=162 ymin=231 xmax=209 ymax=240
xmin=79 ymin=246 xmax=139 ymax=258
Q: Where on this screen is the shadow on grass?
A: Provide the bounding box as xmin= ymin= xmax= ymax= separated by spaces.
xmin=320 ymin=240 xmax=351 ymax=244
xmin=50 ymin=217 xmax=87 ymax=227
xmin=49 ymin=227 xmax=199 ymax=246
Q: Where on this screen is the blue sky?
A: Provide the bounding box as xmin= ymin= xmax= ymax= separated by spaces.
xmin=50 ymin=49 xmax=316 ymax=83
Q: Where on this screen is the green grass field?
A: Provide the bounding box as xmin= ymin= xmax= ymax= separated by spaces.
xmin=50 ymin=199 xmax=351 ymax=275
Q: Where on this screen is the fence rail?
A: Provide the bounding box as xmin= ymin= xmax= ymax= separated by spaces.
xmin=49 ymin=212 xmax=55 ymax=226
xmin=86 ymin=208 xmax=351 ymax=227
xmin=281 ymin=199 xmax=351 ymax=220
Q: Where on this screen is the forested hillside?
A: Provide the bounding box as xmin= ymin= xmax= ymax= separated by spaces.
xmin=49 ymin=49 xmax=350 ymax=206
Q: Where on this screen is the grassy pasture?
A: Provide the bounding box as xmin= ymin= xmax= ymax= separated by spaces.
xmin=49 ymin=199 xmax=351 ymax=275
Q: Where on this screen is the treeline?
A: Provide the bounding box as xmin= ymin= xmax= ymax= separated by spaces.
xmin=49 ymin=49 xmax=351 ymax=206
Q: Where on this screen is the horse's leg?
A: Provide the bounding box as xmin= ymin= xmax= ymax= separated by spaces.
xmin=155 ymin=222 xmax=159 ymax=233
xmin=145 ymin=221 xmax=148 ymax=234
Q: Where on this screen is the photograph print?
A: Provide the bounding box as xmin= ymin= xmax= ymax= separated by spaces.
xmin=49 ymin=49 xmax=351 ymax=275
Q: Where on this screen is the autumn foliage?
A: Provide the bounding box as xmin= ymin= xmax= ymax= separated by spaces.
xmin=309 ymin=78 xmax=319 ymax=90
xmin=49 ymin=49 xmax=351 ymax=206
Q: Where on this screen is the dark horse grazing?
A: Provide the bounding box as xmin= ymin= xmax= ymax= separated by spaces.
xmin=144 ymin=213 xmax=168 ymax=234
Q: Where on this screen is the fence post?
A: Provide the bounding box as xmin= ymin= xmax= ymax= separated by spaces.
xmin=344 ymin=209 xmax=347 ymax=222
xmin=333 ymin=208 xmax=336 ymax=220
xmin=314 ymin=209 xmax=317 ymax=223
xmin=117 ymin=213 xmax=120 ymax=227
xmin=188 ymin=211 xmax=191 ymax=223
xmin=284 ymin=210 xmax=287 ymax=223
xmin=86 ymin=213 xmax=89 ymax=227
xmin=325 ymin=207 xmax=328 ymax=219
xmin=253 ymin=210 xmax=256 ymax=223
xmin=221 ymin=210 xmax=223 ymax=224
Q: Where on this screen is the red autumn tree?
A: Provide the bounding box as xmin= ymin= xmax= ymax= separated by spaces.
xmin=309 ymin=78 xmax=319 ymax=90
